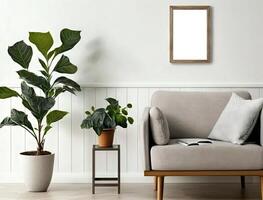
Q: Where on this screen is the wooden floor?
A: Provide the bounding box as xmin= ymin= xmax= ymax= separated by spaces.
xmin=0 ymin=183 xmax=260 ymax=200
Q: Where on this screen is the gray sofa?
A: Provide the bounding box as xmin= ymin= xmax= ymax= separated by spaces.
xmin=142 ymin=91 xmax=263 ymax=200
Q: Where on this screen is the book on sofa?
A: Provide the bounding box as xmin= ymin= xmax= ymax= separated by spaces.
xmin=176 ymin=138 xmax=213 ymax=146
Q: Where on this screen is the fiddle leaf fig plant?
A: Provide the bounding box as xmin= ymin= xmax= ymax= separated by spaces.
xmin=0 ymin=28 xmax=81 ymax=155
xmin=81 ymin=98 xmax=134 ymax=135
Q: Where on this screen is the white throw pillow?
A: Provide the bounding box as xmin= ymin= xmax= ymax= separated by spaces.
xmin=149 ymin=107 xmax=170 ymax=145
xmin=208 ymin=93 xmax=263 ymax=144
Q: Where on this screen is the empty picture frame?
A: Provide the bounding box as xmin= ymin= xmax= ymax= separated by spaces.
xmin=170 ymin=6 xmax=211 ymax=63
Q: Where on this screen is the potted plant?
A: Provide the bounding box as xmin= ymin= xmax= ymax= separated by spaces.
xmin=0 ymin=28 xmax=81 ymax=192
xmin=81 ymin=98 xmax=134 ymax=147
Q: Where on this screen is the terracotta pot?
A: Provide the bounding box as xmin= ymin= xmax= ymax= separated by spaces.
xmin=20 ymin=151 xmax=54 ymax=192
xmin=98 ymin=128 xmax=115 ymax=147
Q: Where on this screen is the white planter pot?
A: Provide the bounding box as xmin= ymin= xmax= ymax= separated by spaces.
xmin=20 ymin=152 xmax=54 ymax=192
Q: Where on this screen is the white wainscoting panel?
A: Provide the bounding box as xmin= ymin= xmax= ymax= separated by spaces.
xmin=0 ymin=87 xmax=262 ymax=183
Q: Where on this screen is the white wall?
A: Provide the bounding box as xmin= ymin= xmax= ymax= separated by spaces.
xmin=1 ymin=0 xmax=263 ymax=87
xmin=0 ymin=0 xmax=263 ymax=183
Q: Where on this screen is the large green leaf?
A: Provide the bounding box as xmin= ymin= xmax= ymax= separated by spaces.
xmin=0 ymin=117 xmax=17 ymax=128
xmin=10 ymin=109 xmax=34 ymax=132
xmin=53 ymin=55 xmax=77 ymax=74
xmin=44 ymin=125 xmax=52 ymax=135
xmin=91 ymin=108 xmax=106 ymax=135
xmin=29 ymin=32 xmax=53 ymax=59
xmin=54 ymin=76 xmax=81 ymax=91
xmin=62 ymin=86 xmax=76 ymax=95
xmin=48 ymin=85 xmax=77 ymax=98
xmin=33 ymin=96 xmax=55 ymax=121
xmin=46 ymin=110 xmax=68 ymax=125
xmin=0 ymin=87 xmax=19 ymax=99
xmin=115 ymin=113 xmax=127 ymax=128
xmin=17 ymin=70 xmax=50 ymax=94
xmin=8 ymin=41 xmax=33 ymax=69
xmin=106 ymin=98 xmax=119 ymax=106
xmin=21 ymin=81 xmax=36 ymax=98
xmin=30 ymin=96 xmax=55 ymax=121
xmin=22 ymin=98 xmax=33 ymax=113
xmin=38 ymin=58 xmax=48 ymax=71
xmin=21 ymin=82 xmax=55 ymax=120
xmin=81 ymin=118 xmax=92 ymax=129
xmin=103 ymin=113 xmax=116 ymax=129
xmin=21 ymin=82 xmax=37 ymax=115
xmin=49 ymin=87 xmax=63 ymax=98
xmin=20 ymin=82 xmax=35 ymax=112
xmin=53 ymin=29 xmax=81 ymax=56
xmin=52 ymin=86 xmax=76 ymax=98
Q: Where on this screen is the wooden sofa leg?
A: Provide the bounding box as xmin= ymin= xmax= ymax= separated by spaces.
xmin=241 ymin=176 xmax=245 ymax=189
xmin=261 ymin=177 xmax=263 ymax=200
xmin=154 ymin=176 xmax=157 ymax=191
xmin=157 ymin=176 xmax=164 ymax=200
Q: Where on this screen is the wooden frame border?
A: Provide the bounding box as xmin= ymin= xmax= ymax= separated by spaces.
xmin=146 ymin=170 xmax=263 ymax=200
xmin=145 ymin=170 xmax=263 ymax=176
xmin=169 ymin=5 xmax=212 ymax=63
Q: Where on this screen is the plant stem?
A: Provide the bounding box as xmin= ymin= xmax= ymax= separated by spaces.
xmin=37 ymin=120 xmax=43 ymax=155
xmin=46 ymin=57 xmax=54 ymax=95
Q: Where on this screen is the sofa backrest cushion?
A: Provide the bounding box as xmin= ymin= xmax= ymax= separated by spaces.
xmin=151 ymin=91 xmax=251 ymax=139
xmin=208 ymin=93 xmax=263 ymax=144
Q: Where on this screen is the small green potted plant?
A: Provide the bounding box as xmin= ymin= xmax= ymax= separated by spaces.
xmin=0 ymin=28 xmax=81 ymax=192
xmin=81 ymin=98 xmax=134 ymax=147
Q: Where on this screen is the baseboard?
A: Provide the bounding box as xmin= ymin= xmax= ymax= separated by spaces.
xmin=0 ymin=173 xmax=259 ymax=183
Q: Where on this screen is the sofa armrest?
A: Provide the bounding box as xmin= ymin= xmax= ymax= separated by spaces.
xmin=141 ymin=107 xmax=151 ymax=171
xmin=261 ymin=111 xmax=263 ymax=146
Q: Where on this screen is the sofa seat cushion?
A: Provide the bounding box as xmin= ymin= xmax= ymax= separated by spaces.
xmin=151 ymin=139 xmax=263 ymax=170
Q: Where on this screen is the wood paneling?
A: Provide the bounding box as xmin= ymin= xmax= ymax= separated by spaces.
xmin=83 ymin=88 xmax=96 ymax=173
xmin=10 ymin=97 xmax=25 ymax=173
xmin=0 ymin=99 xmax=11 ymax=173
xmin=72 ymin=91 xmax=84 ymax=173
xmin=58 ymin=93 xmax=72 ymax=172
